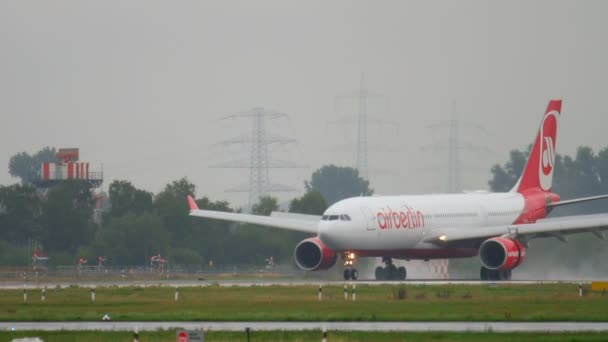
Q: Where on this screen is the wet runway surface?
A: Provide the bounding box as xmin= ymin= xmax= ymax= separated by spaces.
xmin=2 ymin=321 xmax=608 ymax=332
xmin=0 ymin=279 xmax=588 ymax=289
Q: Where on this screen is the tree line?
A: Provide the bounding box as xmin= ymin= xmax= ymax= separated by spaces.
xmin=1 ymin=145 xmax=608 ymax=276
xmin=484 ymin=145 xmax=608 ymax=276
xmin=0 ymin=153 xmax=372 ymax=268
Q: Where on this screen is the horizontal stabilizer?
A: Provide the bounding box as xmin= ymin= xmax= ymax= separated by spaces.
xmin=547 ymin=194 xmax=608 ymax=209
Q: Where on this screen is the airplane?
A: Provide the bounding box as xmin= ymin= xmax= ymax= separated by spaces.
xmin=188 ymin=99 xmax=608 ymax=281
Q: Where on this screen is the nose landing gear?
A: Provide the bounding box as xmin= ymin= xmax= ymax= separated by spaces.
xmin=343 ymin=252 xmax=358 ymax=280
xmin=375 ymin=257 xmax=406 ymax=280
xmin=343 ymin=268 xmax=358 ymax=280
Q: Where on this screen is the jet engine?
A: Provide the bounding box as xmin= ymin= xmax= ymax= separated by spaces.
xmin=479 ymin=237 xmax=526 ymax=271
xmin=294 ymin=237 xmax=337 ymax=271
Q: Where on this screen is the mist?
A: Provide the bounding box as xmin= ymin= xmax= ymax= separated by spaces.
xmin=2 ymin=1 xmax=608 ymax=207
xmin=2 ymin=1 xmax=608 ymax=278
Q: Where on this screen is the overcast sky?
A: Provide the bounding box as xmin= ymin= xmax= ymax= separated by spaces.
xmin=1 ymin=1 xmax=607 ymax=207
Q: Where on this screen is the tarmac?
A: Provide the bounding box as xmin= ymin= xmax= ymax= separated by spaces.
xmin=0 ymin=279 xmax=588 ymax=289
xmin=2 ymin=321 xmax=608 ymax=332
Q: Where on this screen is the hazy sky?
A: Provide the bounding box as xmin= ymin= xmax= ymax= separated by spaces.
xmin=1 ymin=1 xmax=607 ymax=207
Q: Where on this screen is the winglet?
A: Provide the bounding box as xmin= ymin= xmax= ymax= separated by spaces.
xmin=187 ymin=195 xmax=199 ymax=211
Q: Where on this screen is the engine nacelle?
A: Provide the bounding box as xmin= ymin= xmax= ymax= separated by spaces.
xmin=294 ymin=237 xmax=337 ymax=271
xmin=479 ymin=237 xmax=526 ymax=271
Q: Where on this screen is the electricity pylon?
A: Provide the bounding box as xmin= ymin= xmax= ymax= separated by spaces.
xmin=333 ymin=74 xmax=393 ymax=180
xmin=210 ymin=107 xmax=305 ymax=209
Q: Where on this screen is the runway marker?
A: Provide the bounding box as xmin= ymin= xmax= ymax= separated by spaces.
xmin=352 ymin=284 xmax=356 ymax=301
xmin=175 ymin=287 xmax=179 ymax=302
xmin=344 ymin=283 xmax=348 ymax=300
xmin=318 ymin=285 xmax=322 ymax=301
xmin=23 ymin=288 xmax=27 ymax=303
xmin=322 ymin=328 xmax=327 ymax=342
xmin=91 ymin=288 xmax=96 ymax=302
xmin=41 ymin=287 xmax=46 ymax=302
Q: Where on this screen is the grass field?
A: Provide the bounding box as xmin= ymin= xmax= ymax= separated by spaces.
xmin=2 ymin=331 xmax=608 ymax=342
xmin=0 ymin=283 xmax=607 ymax=322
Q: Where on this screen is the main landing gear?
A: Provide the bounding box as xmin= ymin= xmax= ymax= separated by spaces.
xmin=480 ymin=266 xmax=512 ymax=281
xmin=343 ymin=251 xmax=358 ymax=280
xmin=375 ymin=257 xmax=406 ymax=281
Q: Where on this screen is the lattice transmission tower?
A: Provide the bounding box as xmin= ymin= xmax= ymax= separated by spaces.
xmin=422 ymin=101 xmax=491 ymax=193
xmin=210 ymin=107 xmax=305 ymax=209
xmin=333 ymin=74 xmax=393 ymax=180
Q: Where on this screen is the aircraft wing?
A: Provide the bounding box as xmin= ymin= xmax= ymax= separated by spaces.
xmin=270 ymin=211 xmax=321 ymax=222
xmin=187 ymin=196 xmax=319 ymax=234
xmin=425 ymin=213 xmax=608 ymax=244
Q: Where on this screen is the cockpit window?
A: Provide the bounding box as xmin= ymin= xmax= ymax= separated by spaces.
xmin=322 ymin=214 xmax=351 ymax=221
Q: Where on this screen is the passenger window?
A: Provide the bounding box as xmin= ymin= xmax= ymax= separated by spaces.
xmin=329 ymin=215 xmax=339 ymax=221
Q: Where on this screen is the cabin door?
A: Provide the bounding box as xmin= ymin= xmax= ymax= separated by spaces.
xmin=360 ymin=207 xmax=377 ymax=230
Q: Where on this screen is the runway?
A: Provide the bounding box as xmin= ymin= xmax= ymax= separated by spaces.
xmin=2 ymin=321 xmax=608 ymax=332
xmin=0 ymin=279 xmax=589 ymax=289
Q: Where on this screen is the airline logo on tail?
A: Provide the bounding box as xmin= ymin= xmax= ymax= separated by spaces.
xmin=539 ymin=110 xmax=558 ymax=190
xmin=516 ymin=99 xmax=561 ymax=193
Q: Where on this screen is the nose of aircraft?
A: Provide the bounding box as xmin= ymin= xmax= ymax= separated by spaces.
xmin=318 ymin=220 xmax=341 ymax=251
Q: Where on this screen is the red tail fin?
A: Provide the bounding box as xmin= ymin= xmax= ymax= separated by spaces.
xmin=514 ymin=99 xmax=562 ymax=193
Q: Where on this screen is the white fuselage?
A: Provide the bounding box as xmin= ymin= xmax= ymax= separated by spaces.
xmin=318 ymin=192 xmax=525 ymax=255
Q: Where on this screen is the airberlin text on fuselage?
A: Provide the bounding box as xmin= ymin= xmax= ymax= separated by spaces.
xmin=376 ymin=206 xmax=425 ymax=230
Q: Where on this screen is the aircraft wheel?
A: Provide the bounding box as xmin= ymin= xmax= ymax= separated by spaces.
xmin=350 ymin=268 xmax=358 ymax=280
xmin=387 ymin=264 xmax=398 ymax=280
xmin=344 ymin=269 xmax=351 ymax=280
xmin=498 ymin=270 xmax=512 ymax=281
xmin=375 ymin=266 xmax=385 ymax=280
xmin=480 ymin=266 xmax=489 ymax=281
xmin=397 ymin=266 xmax=406 ymax=280
xmin=484 ymin=269 xmax=504 ymax=281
